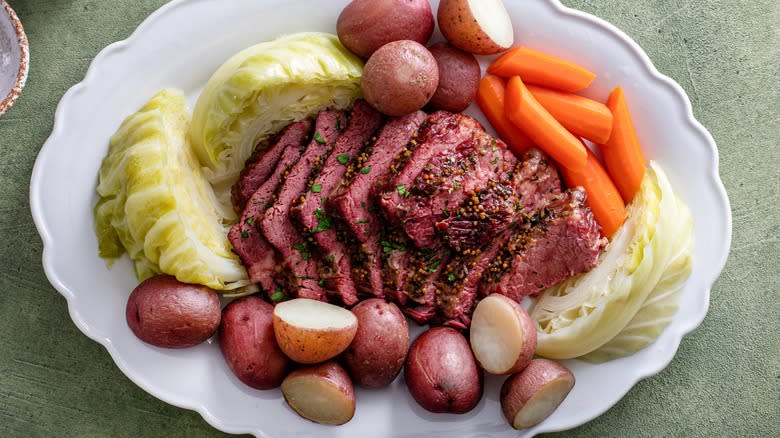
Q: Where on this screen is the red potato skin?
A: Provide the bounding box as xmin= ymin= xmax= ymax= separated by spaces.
xmin=342 ymin=299 xmax=410 ymax=388
xmin=337 ymin=0 xmax=435 ymax=58
xmin=219 ymin=296 xmax=290 ymax=390
xmin=362 ymin=40 xmax=439 ymax=116
xmin=404 ymin=327 xmax=483 ymax=413
xmin=126 ymin=275 xmax=221 ymax=349
xmin=426 ymin=42 xmax=481 ymax=112
xmin=500 ymin=359 xmax=575 ymax=429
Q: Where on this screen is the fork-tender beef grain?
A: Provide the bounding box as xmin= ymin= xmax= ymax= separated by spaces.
xmin=379 ymin=111 xmax=517 ymax=249
xmin=232 ymin=120 xmax=313 ymax=211
xmin=228 ymin=139 xmax=306 ymax=292
xmin=261 ymin=110 xmax=346 ymax=301
xmin=292 ymin=101 xmax=382 ymax=306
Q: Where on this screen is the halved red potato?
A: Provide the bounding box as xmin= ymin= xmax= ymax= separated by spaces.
xmin=500 ymin=359 xmax=575 ymax=429
xmin=272 ymin=298 xmax=358 ymax=364
xmin=469 ymin=293 xmax=537 ymax=375
xmin=437 ymin=0 xmax=514 ymax=55
xmin=281 ymin=361 xmax=356 ymax=425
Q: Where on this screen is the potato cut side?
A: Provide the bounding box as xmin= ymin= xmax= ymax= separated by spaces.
xmin=470 ymin=294 xmax=536 ymax=374
xmin=500 ymin=359 xmax=575 ymax=430
xmin=512 ymin=376 xmax=573 ymax=429
xmin=281 ymin=363 xmax=356 ymax=425
xmin=273 ymin=298 xmax=358 ymax=364
xmin=468 ymin=0 xmax=514 ymax=49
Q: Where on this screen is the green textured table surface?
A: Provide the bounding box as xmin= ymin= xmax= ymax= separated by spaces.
xmin=1 ymin=0 xmax=778 ymax=436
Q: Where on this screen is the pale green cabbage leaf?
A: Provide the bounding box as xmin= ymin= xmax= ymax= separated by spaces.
xmin=190 ymin=32 xmax=363 ymax=203
xmin=531 ymin=162 xmax=693 ymax=359
xmin=94 ymin=89 xmax=250 ymax=290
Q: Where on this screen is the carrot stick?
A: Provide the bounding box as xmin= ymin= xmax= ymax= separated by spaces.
xmin=487 ymin=46 xmax=596 ymax=93
xmin=504 ymin=75 xmax=587 ymax=172
xmin=560 ymin=147 xmax=626 ymax=239
xmin=476 ymin=75 xmax=535 ymax=155
xmin=526 ymin=84 xmax=613 ymax=144
xmin=600 ymin=86 xmax=647 ymax=203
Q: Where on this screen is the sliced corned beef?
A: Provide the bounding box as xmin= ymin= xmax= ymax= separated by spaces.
xmin=480 ymin=188 xmax=606 ymax=301
xmin=228 ymin=139 xmax=306 ymax=292
xmin=292 ymin=101 xmax=382 ymax=306
xmin=231 ymin=120 xmax=313 ymax=211
xmin=399 ymin=245 xmax=452 ymax=325
xmin=380 ymin=111 xmax=517 ymax=249
xmin=329 ymin=111 xmax=427 ymax=298
xmin=261 ymin=109 xmax=346 ymax=301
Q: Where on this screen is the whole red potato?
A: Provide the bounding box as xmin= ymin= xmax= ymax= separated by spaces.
xmin=404 ymin=326 xmax=483 ymax=413
xmin=337 ymin=0 xmax=435 ymax=58
xmin=219 ymin=296 xmax=291 ymax=390
xmin=125 ymin=275 xmax=221 ymax=349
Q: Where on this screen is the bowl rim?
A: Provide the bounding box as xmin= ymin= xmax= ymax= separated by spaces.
xmin=0 ymin=0 xmax=30 ymax=116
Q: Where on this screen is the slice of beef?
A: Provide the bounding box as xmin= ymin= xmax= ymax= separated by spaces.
xmin=435 ymin=231 xmax=515 ymax=330
xmin=380 ymin=111 xmax=517 ymax=249
xmin=231 ymin=120 xmax=313 ymax=211
xmin=228 ymin=141 xmax=306 ymax=292
xmin=292 ymin=101 xmax=382 ymax=306
xmin=433 ymin=148 xmax=568 ymax=328
xmin=399 ymin=245 xmax=452 ymax=325
xmin=379 ymin=228 xmax=413 ymax=305
xmin=330 ymin=111 xmax=427 ymax=242
xmin=261 ymin=110 xmax=346 ymax=301
xmin=480 ymin=188 xmax=606 ymax=301
xmin=329 ymin=111 xmax=427 ymax=298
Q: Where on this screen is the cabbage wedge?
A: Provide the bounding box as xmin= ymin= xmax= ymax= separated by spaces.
xmin=94 ymin=89 xmax=250 ymax=290
xmin=190 ymin=32 xmax=363 ymax=199
xmin=531 ymin=163 xmax=694 ymax=360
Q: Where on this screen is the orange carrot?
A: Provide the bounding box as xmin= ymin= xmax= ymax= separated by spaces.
xmin=504 ymin=75 xmax=587 ymax=172
xmin=560 ymin=147 xmax=627 ymax=239
xmin=476 ymin=75 xmax=535 ymax=155
xmin=600 ymin=86 xmax=647 ymax=203
xmin=526 ymin=84 xmax=614 ymax=144
xmin=487 ymin=46 xmax=596 ymax=93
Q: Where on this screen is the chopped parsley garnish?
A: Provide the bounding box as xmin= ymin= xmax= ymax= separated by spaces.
xmin=491 ymin=156 xmax=501 ymax=165
xmin=427 ymin=259 xmax=441 ymax=273
xmin=447 ymin=273 xmax=457 ymax=282
xmin=313 ymin=132 xmax=326 ymax=144
xmin=318 ymin=279 xmax=326 ymax=287
xmin=241 ymin=230 xmax=250 ymax=239
xmin=327 ymin=254 xmax=335 ymax=264
xmin=360 ymin=166 xmax=372 ymax=174
xmin=452 ymin=181 xmax=461 ymax=190
xmin=293 ymin=241 xmax=310 ymax=260
xmin=381 ymin=240 xmax=406 ymax=254
xmin=442 ymin=208 xmax=450 ymax=218
xmin=270 ymin=286 xmax=286 ymax=302
xmin=336 ymin=153 xmax=350 ymax=165
xmin=311 ymin=183 xmax=322 ymax=193
xmin=397 ymin=183 xmax=410 ymax=197
xmin=311 ymin=209 xmax=333 ymax=233
xmin=244 ymin=217 xmax=255 ymax=226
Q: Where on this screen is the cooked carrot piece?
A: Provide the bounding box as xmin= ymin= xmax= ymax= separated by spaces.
xmin=600 ymin=86 xmax=647 ymax=203
xmin=526 ymin=84 xmax=613 ymax=144
xmin=487 ymin=46 xmax=596 ymax=93
xmin=504 ymin=75 xmax=587 ymax=172
xmin=560 ymin=148 xmax=626 ymax=239
xmin=476 ymin=75 xmax=535 ymax=155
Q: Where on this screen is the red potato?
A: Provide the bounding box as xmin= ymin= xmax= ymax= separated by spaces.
xmin=281 ymin=361 xmax=356 ymax=425
xmin=404 ymin=327 xmax=483 ymax=414
xmin=273 ymin=298 xmax=358 ymax=364
xmin=470 ymin=294 xmax=537 ymax=375
xmin=125 ymin=275 xmax=221 ymax=349
xmin=500 ymin=359 xmax=575 ymax=429
xmin=438 ymin=0 xmax=514 ymax=55
xmin=337 ymin=0 xmax=434 ymax=58
xmin=219 ymin=296 xmax=290 ymax=390
xmin=427 ymin=42 xmax=481 ymax=112
xmin=361 ymin=40 xmax=439 ymax=116
xmin=342 ymin=299 xmax=409 ymax=388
